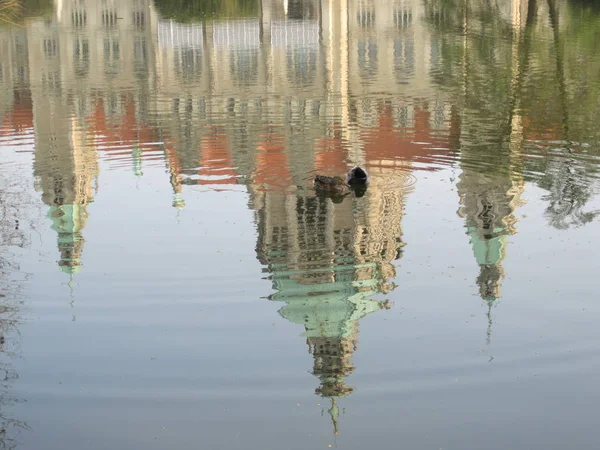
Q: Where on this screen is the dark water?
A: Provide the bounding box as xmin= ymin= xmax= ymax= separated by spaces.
xmin=1 ymin=0 xmax=600 ymax=448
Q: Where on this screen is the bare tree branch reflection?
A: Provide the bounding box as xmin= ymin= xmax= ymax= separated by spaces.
xmin=0 ymin=154 xmax=31 ymax=449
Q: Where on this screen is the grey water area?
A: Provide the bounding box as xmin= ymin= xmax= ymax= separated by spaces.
xmin=1 ymin=0 xmax=600 ymax=448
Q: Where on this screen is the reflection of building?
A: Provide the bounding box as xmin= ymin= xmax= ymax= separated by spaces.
xmin=456 ymin=151 xmax=524 ymax=342
xmin=30 ymin=92 xmax=99 ymax=274
xmin=153 ymin=0 xmax=452 ymax=193
xmin=4 ymin=0 xmax=459 ymax=272
xmin=24 ymin=9 xmax=101 ymax=273
xmin=0 ymin=26 xmax=32 ymax=136
xmin=250 ymin=118 xmax=407 ymax=432
xmin=1 ymin=1 xmax=162 ymax=272
xmin=255 ymin=189 xmax=397 ymax=434
xmin=448 ymin=0 xmax=533 ymax=342
xmin=457 ymin=172 xmax=522 ymax=299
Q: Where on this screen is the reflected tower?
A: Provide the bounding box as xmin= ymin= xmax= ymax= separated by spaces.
xmin=255 ymin=191 xmax=395 ymax=433
xmin=32 ymin=110 xmax=99 ymax=274
xmin=251 ymin=132 xmax=403 ymax=433
xmin=23 ymin=0 xmax=161 ymax=272
xmin=456 ymin=157 xmax=524 ymax=343
xmin=450 ymin=0 xmax=528 ymax=343
xmin=27 ymin=21 xmax=99 ymax=273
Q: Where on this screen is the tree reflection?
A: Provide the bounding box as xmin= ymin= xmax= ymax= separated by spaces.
xmin=0 ymin=0 xmax=53 ymax=23
xmin=424 ymin=0 xmax=600 ymax=229
xmin=0 ymin=157 xmax=30 ymax=449
xmin=153 ymin=0 xmax=259 ymax=21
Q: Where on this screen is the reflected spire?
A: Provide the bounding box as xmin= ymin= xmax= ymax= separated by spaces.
xmin=457 ymin=150 xmax=524 ymax=345
xmin=33 ymin=104 xmax=99 ymax=274
xmin=163 ymin=141 xmax=186 ymax=209
xmin=252 ymin=150 xmax=404 ymax=434
xmin=48 ymin=204 xmax=88 ymax=274
xmin=328 ymin=398 xmax=341 ymax=435
xmin=486 ymin=300 xmax=493 ymax=346
xmin=132 ymin=145 xmax=144 ymax=177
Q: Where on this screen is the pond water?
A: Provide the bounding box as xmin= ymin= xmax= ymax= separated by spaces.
xmin=1 ymin=0 xmax=600 ymax=448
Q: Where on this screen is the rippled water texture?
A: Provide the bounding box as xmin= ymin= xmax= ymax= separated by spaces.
xmin=1 ymin=0 xmax=600 ymax=449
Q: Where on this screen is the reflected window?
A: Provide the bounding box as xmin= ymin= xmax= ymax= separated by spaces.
xmin=172 ymin=97 xmax=180 ymax=115
xmin=133 ymin=10 xmax=145 ymax=30
xmin=158 ymin=22 xmax=204 ymax=49
xmin=14 ymin=35 xmax=25 ymax=55
xmin=395 ymin=105 xmax=413 ymax=128
xmin=134 ymin=36 xmax=148 ymax=80
xmin=174 ymin=47 xmax=203 ymax=82
xmin=43 ymin=38 xmax=58 ymax=57
xmin=430 ymin=39 xmax=440 ymax=67
xmin=16 ymin=66 xmax=25 ymax=83
xmin=357 ymin=40 xmax=377 ymax=79
xmin=357 ymin=1 xmax=375 ymax=28
xmin=103 ymin=38 xmax=120 ymax=77
xmin=197 ymin=97 xmax=207 ymax=120
xmin=72 ymin=7 xmax=87 ymax=28
xmin=360 ymin=98 xmax=376 ymax=127
xmin=394 ymin=38 xmax=414 ymax=80
xmin=73 ymin=37 xmax=90 ymax=78
xmin=76 ymin=94 xmax=90 ymax=119
xmin=105 ymin=93 xmax=123 ymax=118
xmin=287 ymin=48 xmax=317 ymax=88
xmin=135 ymin=91 xmax=148 ymax=123
xmin=104 ymin=38 xmax=120 ymax=59
xmin=432 ymin=103 xmax=447 ymax=129
xmin=229 ymin=50 xmax=259 ymax=87
xmin=312 ymin=100 xmax=321 ymax=117
xmin=134 ymin=37 xmax=147 ymax=61
xmin=42 ymin=70 xmax=61 ymax=90
xmin=394 ymin=7 xmax=412 ymax=28
xmin=102 ymin=9 xmax=118 ymax=28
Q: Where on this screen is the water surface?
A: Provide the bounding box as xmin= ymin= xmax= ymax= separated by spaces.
xmin=1 ymin=0 xmax=600 ymax=449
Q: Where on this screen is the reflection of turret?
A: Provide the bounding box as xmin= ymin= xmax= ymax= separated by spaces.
xmin=37 ymin=128 xmax=98 ymax=273
xmin=163 ymin=142 xmax=185 ymax=209
xmin=458 ymin=172 xmax=524 ymax=300
xmin=457 ymin=156 xmax=525 ymax=342
xmin=309 ymin=336 xmax=356 ymax=398
xmin=253 ymin=167 xmax=402 ymax=433
xmin=32 ymin=91 xmax=99 ymax=273
xmin=48 ymin=204 xmax=88 ymax=274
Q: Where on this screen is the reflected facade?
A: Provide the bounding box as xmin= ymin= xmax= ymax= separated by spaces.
xmin=1 ymin=0 xmax=600 ymax=448
xmin=0 ymin=0 xmax=597 ymax=306
xmin=252 ymin=184 xmax=402 ymax=433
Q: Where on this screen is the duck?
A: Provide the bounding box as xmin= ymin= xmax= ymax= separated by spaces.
xmin=345 ymin=167 xmax=369 ymax=186
xmin=314 ymin=175 xmax=349 ymax=195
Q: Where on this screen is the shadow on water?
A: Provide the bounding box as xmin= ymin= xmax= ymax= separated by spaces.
xmin=254 ymin=187 xmax=402 ymax=434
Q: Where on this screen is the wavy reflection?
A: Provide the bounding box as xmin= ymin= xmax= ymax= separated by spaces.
xmin=0 ymin=305 xmax=27 ymax=450
xmin=0 ymin=157 xmax=31 ymax=448
xmin=0 ymin=0 xmax=599 ymax=285
xmin=252 ymin=166 xmax=404 ymax=433
xmin=31 ymin=82 xmax=99 ymax=275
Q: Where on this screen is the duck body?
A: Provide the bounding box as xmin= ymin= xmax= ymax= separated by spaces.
xmin=345 ymin=167 xmax=369 ymax=186
xmin=314 ymin=175 xmax=349 ymax=195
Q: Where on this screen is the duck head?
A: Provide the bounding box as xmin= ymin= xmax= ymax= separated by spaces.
xmin=345 ymin=167 xmax=369 ymax=186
